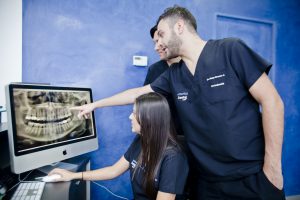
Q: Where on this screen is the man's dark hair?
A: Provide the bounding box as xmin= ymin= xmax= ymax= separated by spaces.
xmin=150 ymin=25 xmax=157 ymax=39
xmin=157 ymin=5 xmax=197 ymax=32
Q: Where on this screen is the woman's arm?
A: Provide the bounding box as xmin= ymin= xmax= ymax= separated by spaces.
xmin=48 ymin=156 xmax=129 ymax=182
xmin=156 ymin=191 xmax=176 ymax=200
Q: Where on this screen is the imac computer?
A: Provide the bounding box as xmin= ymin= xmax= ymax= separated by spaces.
xmin=5 ymin=83 xmax=98 ymax=174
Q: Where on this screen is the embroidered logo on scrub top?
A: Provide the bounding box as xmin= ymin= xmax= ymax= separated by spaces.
xmin=131 ymin=160 xmax=137 ymax=169
xmin=206 ymin=73 xmax=225 ymax=88
xmin=177 ymin=92 xmax=188 ymax=101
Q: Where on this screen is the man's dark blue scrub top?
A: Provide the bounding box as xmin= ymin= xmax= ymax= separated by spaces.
xmin=144 ymin=60 xmax=183 ymax=134
xmin=151 ymin=38 xmax=272 ymax=181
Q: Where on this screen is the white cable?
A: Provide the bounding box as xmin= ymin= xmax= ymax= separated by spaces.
xmin=91 ymin=181 xmax=129 ymax=200
xmin=18 ymin=170 xmax=34 ymax=182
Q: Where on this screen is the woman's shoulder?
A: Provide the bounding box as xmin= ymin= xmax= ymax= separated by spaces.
xmin=163 ymin=144 xmax=187 ymax=161
xmin=124 ymin=135 xmax=141 ymax=160
xmin=159 ymin=144 xmax=189 ymax=176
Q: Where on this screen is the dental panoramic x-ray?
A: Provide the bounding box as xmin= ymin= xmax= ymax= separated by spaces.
xmin=12 ymin=88 xmax=94 ymax=152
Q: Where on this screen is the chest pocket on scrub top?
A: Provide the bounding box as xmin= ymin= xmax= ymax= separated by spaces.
xmin=200 ymin=70 xmax=233 ymax=105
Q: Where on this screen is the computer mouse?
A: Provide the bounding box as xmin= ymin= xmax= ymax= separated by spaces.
xmin=42 ymin=174 xmax=62 ymax=182
xmin=0 ymin=181 xmax=7 ymax=195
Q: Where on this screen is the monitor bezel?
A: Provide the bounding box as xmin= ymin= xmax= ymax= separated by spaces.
xmin=7 ymin=83 xmax=97 ymax=157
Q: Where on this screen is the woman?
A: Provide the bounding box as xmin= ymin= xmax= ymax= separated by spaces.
xmin=49 ymin=92 xmax=189 ymax=200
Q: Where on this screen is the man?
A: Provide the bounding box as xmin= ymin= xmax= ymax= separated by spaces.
xmin=75 ymin=6 xmax=285 ymax=199
xmin=145 ymin=25 xmax=183 ymax=135
xmin=144 ymin=25 xmax=181 ymax=85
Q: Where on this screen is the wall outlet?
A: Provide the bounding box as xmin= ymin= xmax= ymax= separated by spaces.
xmin=133 ymin=55 xmax=148 ymax=67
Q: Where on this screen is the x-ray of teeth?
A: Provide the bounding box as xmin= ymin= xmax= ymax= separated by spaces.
xmin=13 ymin=89 xmax=94 ymax=150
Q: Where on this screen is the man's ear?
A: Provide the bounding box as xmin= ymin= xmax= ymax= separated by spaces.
xmin=176 ymin=19 xmax=185 ymax=34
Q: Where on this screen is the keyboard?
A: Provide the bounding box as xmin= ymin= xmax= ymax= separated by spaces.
xmin=11 ymin=181 xmax=45 ymax=200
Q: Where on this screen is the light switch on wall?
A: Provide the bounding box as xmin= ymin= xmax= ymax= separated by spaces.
xmin=133 ymin=55 xmax=148 ymax=67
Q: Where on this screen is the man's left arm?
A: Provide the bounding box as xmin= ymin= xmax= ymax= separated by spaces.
xmin=249 ymin=72 xmax=284 ymax=190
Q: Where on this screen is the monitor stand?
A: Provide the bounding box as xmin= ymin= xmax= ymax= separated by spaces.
xmin=37 ymin=161 xmax=78 ymax=175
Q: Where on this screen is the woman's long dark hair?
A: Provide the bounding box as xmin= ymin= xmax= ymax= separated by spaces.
xmin=133 ymin=92 xmax=179 ymax=199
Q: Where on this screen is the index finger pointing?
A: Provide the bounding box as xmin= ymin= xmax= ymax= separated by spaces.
xmin=69 ymin=106 xmax=82 ymax=111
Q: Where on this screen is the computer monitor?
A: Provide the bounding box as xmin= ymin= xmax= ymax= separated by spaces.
xmin=5 ymin=83 xmax=98 ymax=174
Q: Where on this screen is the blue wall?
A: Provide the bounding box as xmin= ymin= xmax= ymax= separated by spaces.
xmin=22 ymin=0 xmax=300 ymax=198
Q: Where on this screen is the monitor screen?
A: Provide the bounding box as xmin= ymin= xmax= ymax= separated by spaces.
xmin=5 ymin=84 xmax=98 ymax=174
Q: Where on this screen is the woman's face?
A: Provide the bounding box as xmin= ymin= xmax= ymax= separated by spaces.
xmin=129 ymin=104 xmax=141 ymax=134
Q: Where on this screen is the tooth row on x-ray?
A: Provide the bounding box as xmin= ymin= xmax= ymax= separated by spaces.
xmin=25 ymin=107 xmax=72 ymax=122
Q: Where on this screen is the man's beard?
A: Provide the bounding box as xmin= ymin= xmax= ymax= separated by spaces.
xmin=166 ymin=31 xmax=182 ymax=59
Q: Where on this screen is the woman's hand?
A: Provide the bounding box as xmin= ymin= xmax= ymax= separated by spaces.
xmin=48 ymin=168 xmax=76 ymax=182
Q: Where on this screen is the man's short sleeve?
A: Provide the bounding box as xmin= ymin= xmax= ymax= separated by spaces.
xmin=230 ymin=39 xmax=272 ymax=89
xmin=143 ymin=67 xmax=152 ymax=86
xmin=158 ymin=150 xmax=189 ymax=194
xmin=150 ymin=68 xmax=172 ymax=96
